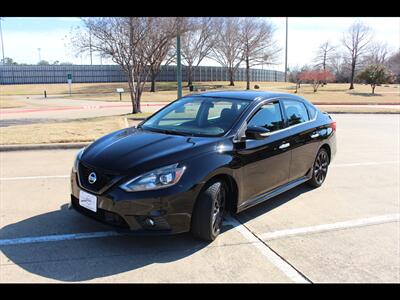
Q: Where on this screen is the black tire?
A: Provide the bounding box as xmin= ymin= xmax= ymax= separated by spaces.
xmin=191 ymin=179 xmax=227 ymax=242
xmin=307 ymin=148 xmax=330 ymax=188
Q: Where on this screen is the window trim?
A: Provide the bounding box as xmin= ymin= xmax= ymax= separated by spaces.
xmin=246 ymin=100 xmax=285 ymax=133
xmin=281 ymin=98 xmax=311 ymax=126
xmin=233 ymin=97 xmax=319 ymax=142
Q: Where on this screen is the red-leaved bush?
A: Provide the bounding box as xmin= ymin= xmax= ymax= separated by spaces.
xmin=298 ymin=70 xmax=335 ymax=92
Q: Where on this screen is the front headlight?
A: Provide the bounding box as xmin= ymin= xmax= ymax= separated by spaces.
xmin=72 ymin=148 xmax=85 ymax=172
xmin=120 ymin=163 xmax=186 ymax=192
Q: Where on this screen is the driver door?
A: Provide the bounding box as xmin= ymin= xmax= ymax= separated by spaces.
xmin=236 ymin=100 xmax=292 ymax=205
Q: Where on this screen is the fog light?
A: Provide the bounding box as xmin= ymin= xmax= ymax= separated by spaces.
xmin=145 ymin=217 xmax=155 ymax=227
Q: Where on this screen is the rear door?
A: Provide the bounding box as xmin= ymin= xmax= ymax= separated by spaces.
xmin=281 ymin=98 xmax=321 ymax=182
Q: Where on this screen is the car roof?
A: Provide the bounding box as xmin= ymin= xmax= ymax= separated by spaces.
xmin=187 ymin=90 xmax=305 ymax=102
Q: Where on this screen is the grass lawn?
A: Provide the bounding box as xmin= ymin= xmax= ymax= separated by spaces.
xmin=0 ymin=116 xmax=132 ymax=145
xmin=0 ymin=99 xmax=25 ymax=109
xmin=2 ymin=81 xmax=399 ymax=105
xmin=0 ymin=97 xmax=26 ymax=108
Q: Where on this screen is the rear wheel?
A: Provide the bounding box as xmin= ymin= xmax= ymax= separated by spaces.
xmin=307 ymin=148 xmax=329 ymax=187
xmin=191 ymin=179 xmax=226 ymax=242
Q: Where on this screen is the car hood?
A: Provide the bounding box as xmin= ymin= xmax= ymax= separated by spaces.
xmin=80 ymin=127 xmax=219 ymax=173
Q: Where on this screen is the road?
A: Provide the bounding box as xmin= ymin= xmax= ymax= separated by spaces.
xmin=0 ymin=114 xmax=399 ymax=282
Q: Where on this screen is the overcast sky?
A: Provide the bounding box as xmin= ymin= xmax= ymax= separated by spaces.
xmin=1 ymin=17 xmax=399 ymax=71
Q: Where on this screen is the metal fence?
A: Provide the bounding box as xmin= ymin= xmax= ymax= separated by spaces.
xmin=0 ymin=65 xmax=284 ymax=85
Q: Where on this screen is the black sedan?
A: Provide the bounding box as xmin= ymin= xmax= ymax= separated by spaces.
xmin=70 ymin=91 xmax=336 ymax=241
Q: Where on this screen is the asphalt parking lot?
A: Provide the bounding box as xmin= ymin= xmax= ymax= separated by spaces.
xmin=0 ymin=113 xmax=399 ymax=283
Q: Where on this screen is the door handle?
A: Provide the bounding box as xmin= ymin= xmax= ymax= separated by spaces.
xmin=279 ymin=142 xmax=290 ymax=150
xmin=311 ymin=133 xmax=320 ymax=139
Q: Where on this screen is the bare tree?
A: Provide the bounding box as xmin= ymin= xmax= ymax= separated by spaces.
xmin=328 ymin=50 xmax=352 ymax=83
xmin=209 ymin=18 xmax=244 ymax=86
xmin=361 ymin=42 xmax=390 ymax=67
xmin=288 ymin=65 xmax=303 ymax=92
xmin=386 ymin=51 xmax=400 ymax=83
xmin=72 ymin=17 xmax=179 ymax=113
xmin=145 ymin=18 xmax=179 ymax=92
xmin=313 ymin=41 xmax=336 ymax=85
xmin=176 ymin=17 xmax=217 ymax=86
xmin=239 ymin=17 xmax=280 ymax=90
xmin=342 ymin=21 xmax=372 ymax=90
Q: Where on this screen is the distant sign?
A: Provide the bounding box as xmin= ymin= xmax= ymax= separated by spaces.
xmin=67 ymin=74 xmax=72 ymax=95
xmin=116 ymin=88 xmax=124 ymax=93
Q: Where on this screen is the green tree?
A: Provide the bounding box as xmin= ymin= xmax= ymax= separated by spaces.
xmin=37 ymin=60 xmax=50 ymax=65
xmin=357 ymin=64 xmax=393 ymax=94
xmin=1 ymin=57 xmax=18 ymax=65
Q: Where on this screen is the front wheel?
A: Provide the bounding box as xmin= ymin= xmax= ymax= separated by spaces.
xmin=191 ymin=180 xmax=227 ymax=242
xmin=307 ymin=148 xmax=329 ymax=188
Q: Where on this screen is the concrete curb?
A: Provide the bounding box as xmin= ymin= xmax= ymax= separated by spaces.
xmin=314 ymin=102 xmax=399 ymax=106
xmin=325 ymin=111 xmax=399 ymax=114
xmin=0 ymin=142 xmax=91 ymax=152
xmin=128 ymin=117 xmax=146 ymax=121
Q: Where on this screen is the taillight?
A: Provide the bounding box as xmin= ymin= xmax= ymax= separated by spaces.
xmin=331 ymin=121 xmax=336 ymax=132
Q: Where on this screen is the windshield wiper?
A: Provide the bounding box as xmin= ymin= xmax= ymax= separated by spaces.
xmin=163 ymin=129 xmax=195 ymax=137
xmin=146 ymin=127 xmax=194 ymax=137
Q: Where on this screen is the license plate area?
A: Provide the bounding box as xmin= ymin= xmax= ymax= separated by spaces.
xmin=79 ymin=190 xmax=97 ymax=212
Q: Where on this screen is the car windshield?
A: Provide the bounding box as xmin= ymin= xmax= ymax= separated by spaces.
xmin=140 ymin=96 xmax=251 ymax=137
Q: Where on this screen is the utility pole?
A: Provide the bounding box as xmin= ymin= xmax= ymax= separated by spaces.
xmin=89 ymin=29 xmax=93 ymax=65
xmin=38 ymin=48 xmax=41 ymax=62
xmin=176 ymin=34 xmax=182 ymax=99
xmin=0 ymin=18 xmax=5 ymax=64
xmin=284 ymin=17 xmax=288 ymax=82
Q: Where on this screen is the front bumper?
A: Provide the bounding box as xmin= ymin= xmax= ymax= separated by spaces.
xmin=70 ymin=170 xmax=197 ymax=235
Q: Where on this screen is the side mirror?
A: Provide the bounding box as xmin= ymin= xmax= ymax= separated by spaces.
xmin=245 ymin=126 xmax=270 ymax=140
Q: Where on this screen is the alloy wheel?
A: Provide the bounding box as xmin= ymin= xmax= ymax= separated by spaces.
xmin=211 ymin=184 xmax=226 ymax=236
xmin=314 ymin=150 xmax=329 ymax=185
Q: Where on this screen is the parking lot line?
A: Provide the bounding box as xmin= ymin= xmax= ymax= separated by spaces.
xmin=0 ymin=175 xmax=70 ymax=181
xmin=259 ymin=214 xmax=400 ymax=241
xmin=224 ymin=216 xmax=310 ymax=283
xmin=0 ymin=231 xmax=124 ymax=246
xmin=331 ymin=160 xmax=400 ymax=167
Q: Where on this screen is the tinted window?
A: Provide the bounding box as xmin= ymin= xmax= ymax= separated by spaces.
xmin=283 ymin=100 xmax=309 ymax=126
xmin=141 ymin=97 xmax=250 ymax=137
xmin=248 ymin=102 xmax=284 ymax=132
xmin=306 ymin=103 xmax=318 ymax=119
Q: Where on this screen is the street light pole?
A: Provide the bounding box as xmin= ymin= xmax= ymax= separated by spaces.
xmin=176 ymin=34 xmax=182 ymax=99
xmin=0 ymin=18 xmax=5 ymax=64
xmin=89 ymin=30 xmax=93 ymax=65
xmin=284 ymin=17 xmax=288 ymax=82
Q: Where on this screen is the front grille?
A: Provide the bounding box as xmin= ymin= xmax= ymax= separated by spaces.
xmin=78 ymin=162 xmax=116 ymax=193
xmin=71 ymin=195 xmax=129 ymax=228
